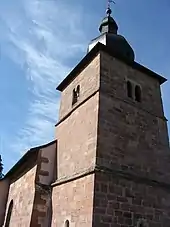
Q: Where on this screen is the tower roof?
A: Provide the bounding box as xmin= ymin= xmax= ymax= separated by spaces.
xmin=99 ymin=2 xmax=118 ymax=34
xmin=88 ymin=2 xmax=135 ymax=62
xmin=57 ymin=43 xmax=166 ymax=91
xmin=99 ymin=15 xmax=118 ymax=34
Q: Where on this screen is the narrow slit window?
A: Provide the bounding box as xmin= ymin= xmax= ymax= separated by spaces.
xmin=77 ymin=85 xmax=80 ymax=98
xmin=72 ymin=85 xmax=80 ymax=106
xmin=72 ymin=89 xmax=77 ymax=105
xmin=65 ymin=220 xmax=70 ymax=227
xmin=135 ymin=85 xmax=142 ymax=102
xmin=127 ymin=81 xmax=133 ymax=98
xmin=5 ymin=200 xmax=13 ymax=227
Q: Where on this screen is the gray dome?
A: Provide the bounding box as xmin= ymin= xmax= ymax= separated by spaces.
xmin=99 ymin=16 xmax=118 ymax=34
xmin=88 ymin=10 xmax=135 ymax=62
xmin=106 ymin=33 xmax=135 ymax=62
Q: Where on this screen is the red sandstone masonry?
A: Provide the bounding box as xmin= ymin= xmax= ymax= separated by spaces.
xmin=30 ymin=184 xmax=52 ymax=227
xmin=30 ymin=142 xmax=56 ymax=227
xmin=56 ymin=55 xmax=100 ymax=180
xmin=3 ymin=38 xmax=170 ymax=227
xmin=97 ymin=51 xmax=170 ymax=184
xmin=4 ymin=166 xmax=37 ymax=227
xmin=54 ymin=51 xmax=170 ymax=227
xmin=58 ymin=54 xmax=100 ymax=120
xmin=51 ymin=174 xmax=95 ymax=227
xmin=93 ymin=171 xmax=170 ymax=227
xmin=3 ymin=141 xmax=56 ymax=227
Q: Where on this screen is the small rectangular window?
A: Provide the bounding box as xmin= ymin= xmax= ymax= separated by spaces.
xmin=127 ymin=81 xmax=133 ymax=98
xmin=72 ymin=85 xmax=80 ymax=106
xmin=135 ymin=85 xmax=142 ymax=102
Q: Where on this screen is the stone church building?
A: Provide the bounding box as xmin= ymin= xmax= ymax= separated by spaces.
xmin=0 ymin=6 xmax=170 ymax=227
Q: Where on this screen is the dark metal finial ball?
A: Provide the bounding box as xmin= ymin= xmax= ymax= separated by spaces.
xmin=106 ymin=8 xmax=112 ymax=16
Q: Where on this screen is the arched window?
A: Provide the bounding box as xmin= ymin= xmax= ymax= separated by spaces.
xmin=72 ymin=85 xmax=80 ymax=106
xmin=5 ymin=200 xmax=13 ymax=227
xmin=135 ymin=85 xmax=142 ymax=102
xmin=72 ymin=89 xmax=77 ymax=105
xmin=76 ymin=85 xmax=80 ymax=97
xmin=137 ymin=219 xmax=147 ymax=227
xmin=65 ymin=220 xmax=70 ymax=227
xmin=127 ymin=81 xmax=133 ymax=98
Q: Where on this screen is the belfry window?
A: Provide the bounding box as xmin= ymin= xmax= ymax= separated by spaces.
xmin=65 ymin=220 xmax=70 ymax=227
xmin=72 ymin=85 xmax=80 ymax=106
xmin=127 ymin=81 xmax=133 ymax=98
xmin=135 ymin=85 xmax=142 ymax=102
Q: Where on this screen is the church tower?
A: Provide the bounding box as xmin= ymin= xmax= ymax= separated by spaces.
xmin=51 ymin=4 xmax=170 ymax=227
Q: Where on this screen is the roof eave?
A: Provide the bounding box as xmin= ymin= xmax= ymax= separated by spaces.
xmin=4 ymin=140 xmax=57 ymax=179
xmin=56 ymin=42 xmax=167 ymax=91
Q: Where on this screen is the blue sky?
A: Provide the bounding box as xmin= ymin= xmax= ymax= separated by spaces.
xmin=0 ymin=0 xmax=170 ymax=173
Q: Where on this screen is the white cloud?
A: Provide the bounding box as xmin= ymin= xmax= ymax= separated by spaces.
xmin=0 ymin=0 xmax=88 ymax=154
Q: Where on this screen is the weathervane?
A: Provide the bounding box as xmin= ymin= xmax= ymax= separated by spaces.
xmin=106 ymin=0 xmax=115 ymax=16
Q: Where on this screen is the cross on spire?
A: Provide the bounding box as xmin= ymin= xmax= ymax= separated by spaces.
xmin=106 ymin=0 xmax=115 ymax=16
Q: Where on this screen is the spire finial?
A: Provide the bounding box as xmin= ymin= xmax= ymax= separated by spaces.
xmin=99 ymin=0 xmax=118 ymax=34
xmin=106 ymin=0 xmax=115 ymax=16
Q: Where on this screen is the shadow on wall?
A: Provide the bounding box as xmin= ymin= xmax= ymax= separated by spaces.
xmin=46 ymin=189 xmax=53 ymax=227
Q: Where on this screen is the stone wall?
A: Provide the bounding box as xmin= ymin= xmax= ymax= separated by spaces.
xmin=4 ymin=166 xmax=37 ymax=227
xmin=93 ymin=171 xmax=170 ymax=227
xmin=96 ymin=51 xmax=170 ymax=183
xmin=58 ymin=54 xmax=100 ymax=120
xmin=51 ymin=174 xmax=95 ymax=227
xmin=100 ymin=52 xmax=165 ymax=118
xmin=35 ymin=141 xmax=57 ymax=186
xmin=52 ymin=48 xmax=170 ymax=227
xmin=0 ymin=179 xmax=10 ymax=226
xmin=56 ymin=93 xmax=99 ymax=180
xmin=30 ymin=141 xmax=56 ymax=227
xmin=56 ymin=55 xmax=100 ymax=179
